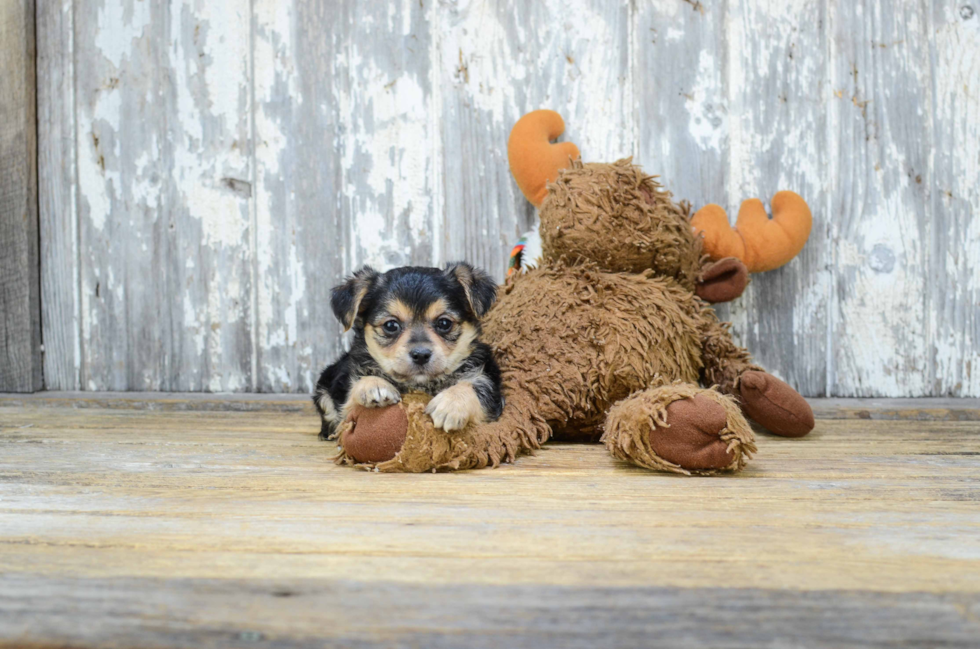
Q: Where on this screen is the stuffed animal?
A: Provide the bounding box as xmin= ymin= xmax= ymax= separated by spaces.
xmin=335 ymin=110 xmax=814 ymax=474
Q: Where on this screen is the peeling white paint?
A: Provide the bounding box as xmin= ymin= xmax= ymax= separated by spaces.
xmin=822 ymin=0 xmax=936 ymax=397
xmin=341 ymin=23 xmax=435 ymax=270
xmin=253 ymin=0 xmax=308 ymax=391
xmin=94 ymin=0 xmax=152 ymax=69
xmin=930 ymin=5 xmax=980 ymax=396
xmin=186 ymin=183 xmax=249 ymax=248
xmin=686 ymin=50 xmax=726 ymax=153
xmin=78 ymin=83 xmax=123 ymax=232
xmin=254 ymin=0 xmax=298 ymax=103
xmin=185 ymin=292 xmax=206 ymax=356
xmin=170 ymin=0 xmax=251 ymax=251
xmin=441 ymin=3 xmax=527 ymax=119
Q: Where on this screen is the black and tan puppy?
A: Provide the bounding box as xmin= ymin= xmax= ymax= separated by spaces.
xmin=313 ymin=263 xmax=504 ymax=440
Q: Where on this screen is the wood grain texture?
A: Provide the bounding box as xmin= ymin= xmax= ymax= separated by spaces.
xmin=829 ymin=0 xmax=934 ymax=397
xmin=36 ymin=0 xmax=79 ymax=391
xmin=722 ymin=0 xmax=831 ymax=397
xmin=0 ymin=0 xmax=41 ymax=393
xmin=35 ymin=0 xmax=980 ymax=396
xmin=71 ymin=0 xmax=253 ymax=391
xmin=929 ymin=2 xmax=980 ymax=396
xmin=635 ymin=0 xmax=729 ymax=205
xmin=5 ymin=391 xmax=980 ymax=419
xmin=3 ymin=577 xmax=979 ymax=649
xmin=338 ymin=0 xmax=439 ymax=272
xmin=251 ymin=0 xmax=346 ymax=392
xmin=0 ymin=399 xmax=979 ymax=647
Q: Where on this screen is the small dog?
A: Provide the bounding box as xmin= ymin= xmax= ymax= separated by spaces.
xmin=313 ymin=263 xmax=504 ymax=440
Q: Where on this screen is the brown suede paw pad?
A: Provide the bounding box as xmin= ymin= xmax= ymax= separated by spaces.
xmin=648 ymin=394 xmax=734 ymax=470
xmin=340 ymin=404 xmax=409 ymax=463
xmin=739 ymin=371 xmax=815 ymax=438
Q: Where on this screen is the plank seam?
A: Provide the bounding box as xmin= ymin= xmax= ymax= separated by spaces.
xmin=3 ymin=393 xmax=979 ymax=420
xmin=823 ymin=0 xmax=835 ymax=397
xmin=248 ymin=0 xmax=258 ymax=393
xmin=428 ymin=0 xmax=443 ymax=266
xmin=628 ymin=0 xmax=638 ymax=161
xmin=31 ymin=0 xmax=44 ymax=392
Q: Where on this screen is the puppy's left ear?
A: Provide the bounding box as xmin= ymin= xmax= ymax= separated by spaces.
xmin=445 ymin=262 xmax=498 ymax=317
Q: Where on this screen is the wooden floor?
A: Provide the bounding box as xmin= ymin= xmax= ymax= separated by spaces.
xmin=1 ymin=394 xmax=979 ymax=648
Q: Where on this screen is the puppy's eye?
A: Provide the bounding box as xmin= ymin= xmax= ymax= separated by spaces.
xmin=434 ymin=317 xmax=454 ymax=333
xmin=381 ymin=320 xmax=401 ymax=335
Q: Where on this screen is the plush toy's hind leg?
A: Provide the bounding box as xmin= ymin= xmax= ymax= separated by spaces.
xmin=336 ymin=392 xmax=549 ymax=472
xmin=699 ymin=310 xmax=760 ymax=394
xmin=602 ymin=384 xmax=756 ymax=475
xmin=700 ymin=309 xmax=815 ymax=437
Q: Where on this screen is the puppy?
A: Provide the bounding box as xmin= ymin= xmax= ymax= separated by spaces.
xmin=313 ymin=263 xmax=504 ymax=441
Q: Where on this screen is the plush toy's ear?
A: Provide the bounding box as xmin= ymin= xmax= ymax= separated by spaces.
xmin=445 ymin=262 xmax=498 ymax=318
xmin=331 ymin=266 xmax=379 ymax=331
xmin=508 ymin=110 xmax=580 ymax=207
xmin=696 ymin=257 xmax=749 ymax=304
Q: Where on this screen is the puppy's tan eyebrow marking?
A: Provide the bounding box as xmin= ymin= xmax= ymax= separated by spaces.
xmin=378 ymin=299 xmax=413 ymax=324
xmin=424 ymin=299 xmax=451 ymax=322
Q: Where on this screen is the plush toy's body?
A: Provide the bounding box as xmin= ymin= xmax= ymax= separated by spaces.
xmin=482 ymin=259 xmax=756 ymax=469
xmin=335 ymin=111 xmax=814 ymax=474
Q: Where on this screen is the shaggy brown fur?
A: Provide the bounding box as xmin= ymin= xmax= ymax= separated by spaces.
xmin=540 ymin=160 xmax=703 ymax=288
xmin=335 ymin=158 xmax=812 ymax=473
xmin=484 ymin=260 xmax=705 ymax=437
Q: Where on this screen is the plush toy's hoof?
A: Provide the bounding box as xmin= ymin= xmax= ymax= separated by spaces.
xmin=335 ymin=393 xmax=533 ymax=473
xmin=603 ymin=385 xmax=755 ymax=475
xmin=738 ymin=371 xmax=815 ymax=438
xmin=340 ymin=403 xmax=409 ymax=463
xmin=648 ymin=394 xmax=736 ymax=470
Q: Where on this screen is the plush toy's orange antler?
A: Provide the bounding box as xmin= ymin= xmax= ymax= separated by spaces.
xmin=507 ymin=110 xmax=580 ymax=207
xmin=691 ymin=191 xmax=812 ymax=273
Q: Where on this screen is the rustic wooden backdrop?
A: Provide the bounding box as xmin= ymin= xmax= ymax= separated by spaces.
xmin=1 ymin=0 xmax=41 ymax=393
xmin=31 ymin=0 xmax=979 ymax=396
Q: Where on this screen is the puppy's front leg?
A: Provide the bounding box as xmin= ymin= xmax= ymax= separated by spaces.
xmin=346 ymin=376 xmax=402 ymax=414
xmin=426 ymin=381 xmax=486 ymax=432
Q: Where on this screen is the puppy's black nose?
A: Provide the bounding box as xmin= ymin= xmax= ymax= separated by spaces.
xmin=409 ymin=347 xmax=432 ymax=365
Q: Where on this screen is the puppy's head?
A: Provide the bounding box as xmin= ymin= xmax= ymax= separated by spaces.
xmin=331 ymin=263 xmax=497 ymax=384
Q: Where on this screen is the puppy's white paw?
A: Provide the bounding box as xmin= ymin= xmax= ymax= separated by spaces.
xmin=350 ymin=376 xmax=401 ymax=409
xmin=425 ymin=383 xmax=483 ymax=432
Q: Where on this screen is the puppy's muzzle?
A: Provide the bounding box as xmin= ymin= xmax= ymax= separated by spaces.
xmin=409 ymin=347 xmax=432 ymax=366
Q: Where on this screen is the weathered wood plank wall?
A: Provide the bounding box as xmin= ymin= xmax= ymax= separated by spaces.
xmin=36 ymin=0 xmax=979 ymax=396
xmin=0 ymin=0 xmax=42 ymax=392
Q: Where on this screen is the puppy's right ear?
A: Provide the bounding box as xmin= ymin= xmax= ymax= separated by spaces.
xmin=445 ymin=262 xmax=498 ymax=318
xmin=331 ymin=266 xmax=379 ymax=331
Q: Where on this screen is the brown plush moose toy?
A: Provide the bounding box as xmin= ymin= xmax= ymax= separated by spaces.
xmin=336 ymin=110 xmax=814 ymax=474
